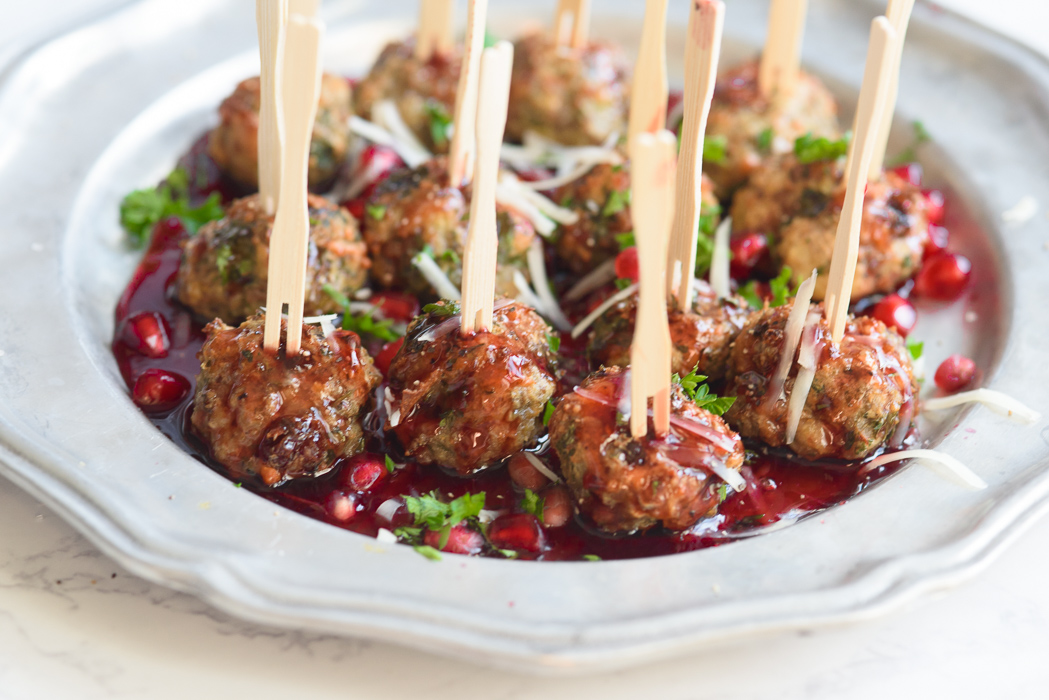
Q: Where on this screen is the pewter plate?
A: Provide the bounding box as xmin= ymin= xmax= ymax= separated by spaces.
xmin=0 ymin=0 xmax=1047 ymax=675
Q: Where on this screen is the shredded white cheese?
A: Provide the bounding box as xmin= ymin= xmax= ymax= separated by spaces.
xmin=768 ymin=271 xmax=818 ymax=405
xmin=923 ymin=389 xmax=1041 ymax=425
xmin=526 ymin=239 xmax=572 ymax=331
xmin=349 ymin=110 xmax=431 ymax=168
xmin=708 ymin=460 xmax=747 ymax=493
xmin=563 ymin=258 xmax=616 ymax=302
xmin=570 ymin=283 xmax=639 ymax=339
xmin=375 ymin=500 xmax=402 ymax=524
xmin=1002 ymin=195 xmax=1039 ymax=225
xmin=500 ymin=130 xmax=623 ymax=191
xmin=384 ymin=386 xmax=401 ymax=428
xmin=411 ymin=252 xmax=462 ymax=301
xmin=708 ymin=217 xmax=733 ymax=300
xmin=786 ymin=306 xmax=823 ymax=445
xmin=302 ymin=313 xmax=340 ymax=337
xmin=863 ymin=449 xmax=987 ymax=491
xmin=523 ymin=452 xmax=562 ymax=483
xmin=512 ymin=270 xmax=547 ymax=314
xmin=375 ymin=527 xmax=399 ymax=543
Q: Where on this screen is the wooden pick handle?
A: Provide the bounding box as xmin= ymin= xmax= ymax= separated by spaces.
xmin=449 ymin=0 xmax=489 ymax=186
xmin=627 ymin=0 xmax=670 ymax=144
xmin=416 ymin=0 xmax=455 ymax=61
xmin=758 ymin=0 xmax=808 ymax=100
xmin=667 ymin=0 xmax=724 ymax=308
xmin=629 ymin=130 xmax=677 ymax=439
xmin=263 ymin=14 xmax=324 ymax=355
xmin=823 ymin=17 xmax=897 ymax=343
xmin=460 ymin=41 xmax=514 ymax=335
xmin=256 ymin=0 xmax=287 ymax=217
xmin=554 ymin=0 xmax=591 ymax=49
xmin=869 ymin=0 xmax=915 ymax=178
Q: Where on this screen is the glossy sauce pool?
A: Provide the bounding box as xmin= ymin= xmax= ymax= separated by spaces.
xmin=111 ymin=133 xmax=910 ymax=562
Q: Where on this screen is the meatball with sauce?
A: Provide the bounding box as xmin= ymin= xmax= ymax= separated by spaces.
xmin=191 ymin=315 xmax=382 ymax=487
xmin=723 ymin=303 xmax=917 ymax=461
xmin=361 ymin=157 xmax=536 ymax=300
xmin=208 ymin=74 xmax=353 ymax=190
xmin=553 ymin=163 xmax=721 ymax=276
xmin=732 ymin=155 xmax=932 ymax=301
xmin=549 ymin=366 xmax=745 ymax=534
xmin=384 ymin=300 xmax=557 ymax=476
xmin=353 ymin=39 xmax=462 ymax=152
xmin=506 ymin=33 xmax=630 ymax=147
xmin=586 ymin=281 xmax=751 ymax=382
xmin=704 ymin=60 xmax=840 ymax=197
xmin=176 ymin=194 xmax=369 ymax=324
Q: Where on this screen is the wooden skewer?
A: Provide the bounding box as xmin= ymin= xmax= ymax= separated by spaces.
xmin=416 ymin=0 xmax=455 ymax=61
xmin=758 ymin=0 xmax=808 ymax=100
xmin=263 ymin=14 xmax=324 ymax=355
xmin=256 ymin=0 xmax=287 ymax=217
xmin=448 ymin=0 xmax=489 ymax=187
xmin=460 ymin=41 xmax=514 ymax=335
xmin=553 ymin=0 xmax=591 ymax=49
xmin=667 ymin=0 xmax=724 ymax=308
xmin=823 ymin=17 xmax=897 ymax=343
xmin=869 ymin=0 xmax=916 ymax=178
xmin=627 ymin=0 xmax=669 ymax=144
xmin=288 ymin=0 xmax=318 ymax=16
xmin=629 ymin=130 xmax=677 ymax=439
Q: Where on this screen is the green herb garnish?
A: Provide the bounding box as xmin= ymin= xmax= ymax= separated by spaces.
xmin=520 ymin=489 xmax=545 ymax=522
xmin=756 ymin=127 xmax=774 ymax=154
xmin=366 ymin=204 xmax=387 ymax=221
xmin=425 ymin=101 xmax=453 ymax=148
xmin=703 ymin=135 xmax=728 ymax=164
xmin=413 ymin=545 xmax=443 ymax=561
xmin=888 ymin=120 xmax=932 ymax=166
xmin=119 ymin=166 xmax=224 ymax=247
xmin=543 ymin=401 xmax=556 ymax=426
xmin=547 ymin=333 xmax=561 ymax=353
xmin=672 ymin=366 xmax=736 ymax=416
xmin=693 ymin=202 xmax=723 ymax=277
xmin=422 ymin=301 xmax=461 ymax=317
xmin=602 ymin=189 xmax=630 ymax=217
xmin=385 ymin=455 xmax=396 ymax=473
xmin=768 ymin=266 xmax=794 ymax=307
xmin=794 ymin=132 xmax=851 ymax=164
xmin=323 ymin=284 xmax=402 ymax=342
xmin=907 ymin=341 xmax=924 ymax=360
xmin=582 ymin=554 xmax=601 ymax=561
xmin=615 ymin=231 xmax=636 ymax=250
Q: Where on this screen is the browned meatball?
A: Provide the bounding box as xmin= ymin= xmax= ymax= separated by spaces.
xmin=705 ymin=60 xmax=840 ymax=197
xmin=361 ymin=157 xmax=536 ymax=300
xmin=730 ymin=152 xmax=841 ymax=238
xmin=208 ymin=74 xmax=353 ymax=190
xmin=723 ymin=303 xmax=917 ymax=461
xmin=549 ymin=366 xmax=745 ymax=533
xmin=191 ymin=315 xmax=382 ymax=487
xmin=506 ymin=33 xmax=630 ymax=146
xmin=384 ymin=300 xmax=557 ymax=476
xmin=586 ymin=281 xmax=751 ymax=382
xmin=353 ymin=40 xmax=462 ymax=152
xmin=176 ymin=194 xmax=369 ymax=324
xmin=553 ymin=163 xmax=720 ymax=276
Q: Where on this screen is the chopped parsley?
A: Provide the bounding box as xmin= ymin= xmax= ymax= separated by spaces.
xmin=614 ymin=278 xmax=634 ymax=290
xmin=672 ymin=366 xmax=736 ymax=416
xmin=422 ymin=301 xmax=461 ymax=317
xmin=543 ymin=401 xmax=556 ymax=426
xmin=413 ymin=545 xmax=443 ymax=561
xmin=483 ymin=29 xmax=498 ymax=48
xmin=615 ymin=231 xmax=636 ymax=250
xmin=547 ymin=333 xmax=561 ymax=353
xmin=703 ymin=135 xmax=728 ymax=164
xmin=119 ymin=166 xmax=224 ymax=247
xmin=582 ymin=554 xmax=601 ymax=561
xmin=907 ymin=341 xmax=924 ymax=360
xmin=738 ymin=267 xmax=794 ymax=310
xmin=425 ymin=101 xmax=453 ymax=148
xmin=366 ymin=204 xmax=387 ymax=221
xmin=216 ymin=244 xmax=233 ymax=283
xmin=738 ymin=282 xmax=763 ymax=310
xmin=716 ymin=483 xmax=728 ymax=503
xmin=385 ymin=455 xmax=396 ymax=473
xmin=756 ymin=127 xmax=774 ymax=154
xmin=520 ymin=489 xmax=544 ymax=521
xmin=602 ymin=188 xmax=630 ymax=217
xmin=694 ymin=202 xmax=723 ymax=277
xmin=399 ymin=491 xmax=487 ymax=550
xmin=323 ymin=284 xmax=402 ymax=342
xmin=794 ymin=132 xmax=851 ymax=164
xmin=887 ymin=120 xmax=933 ymax=167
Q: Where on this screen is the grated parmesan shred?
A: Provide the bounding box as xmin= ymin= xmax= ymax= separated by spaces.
xmin=411 ymin=252 xmax=461 ymax=301
xmin=570 ymin=283 xmax=638 ymax=339
xmin=523 ymin=452 xmax=562 ymax=483
xmin=862 ymin=449 xmax=987 ymax=491
xmin=708 ymin=217 xmax=733 ymax=300
xmin=526 ymin=239 xmax=572 ymax=331
xmin=922 ymin=388 xmax=1041 ymax=425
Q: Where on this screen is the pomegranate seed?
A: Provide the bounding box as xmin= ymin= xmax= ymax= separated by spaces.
xmin=374 ymin=337 xmax=405 ymax=376
xmin=132 ymin=369 xmax=189 ymax=412
xmin=889 ymin=162 xmax=923 ymax=187
xmin=325 ymin=490 xmax=358 ymax=522
xmin=119 ymin=311 xmax=171 ymax=358
xmin=614 ymin=247 xmax=640 ymax=283
xmin=344 ymin=196 xmax=366 ymax=220
xmin=341 ymin=453 xmax=387 ymax=491
xmin=370 ymin=292 xmax=419 ymax=323
xmin=540 ymin=485 xmax=573 ymax=528
xmin=923 ymin=189 xmax=945 ymax=225
xmin=913 ymin=252 xmax=971 ymax=302
xmin=151 ymin=216 xmax=187 ymax=247
xmin=355 ymin=144 xmax=404 ymax=182
xmin=871 ymin=294 xmax=917 ymax=337
xmin=507 ymin=453 xmax=549 ymax=491
xmin=935 ymin=354 xmax=977 ymax=393
xmin=423 ymin=524 xmax=485 ymax=554
xmin=729 ymin=232 xmax=769 ymax=280
xmin=924 ymin=224 xmax=950 ymax=260
xmin=488 ymin=513 xmax=546 ymax=553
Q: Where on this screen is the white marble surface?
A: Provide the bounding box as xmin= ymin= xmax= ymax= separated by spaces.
xmin=3 ymin=1 xmax=1049 ymax=698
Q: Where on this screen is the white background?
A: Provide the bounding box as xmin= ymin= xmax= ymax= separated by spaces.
xmin=2 ymin=1 xmax=1049 ymax=698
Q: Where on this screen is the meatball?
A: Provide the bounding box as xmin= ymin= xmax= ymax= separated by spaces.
xmin=384 ymin=300 xmax=557 ymax=475
xmin=506 ymin=32 xmax=630 ymax=146
xmin=191 ymin=315 xmax=382 ymax=487
xmin=704 ymin=60 xmax=840 ymax=197
xmin=361 ymin=157 xmax=536 ymax=300
xmin=176 ymin=194 xmax=369 ymax=324
xmin=553 ymin=163 xmax=720 ymax=276
xmin=208 ymin=74 xmax=353 ymax=190
xmin=549 ymin=366 xmax=745 ymax=533
xmin=723 ymin=303 xmax=917 ymax=461
xmin=353 ymin=40 xmax=462 ymax=153
xmin=586 ymin=281 xmax=751 ymax=381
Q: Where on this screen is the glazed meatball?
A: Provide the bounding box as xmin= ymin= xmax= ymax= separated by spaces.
xmin=553 ymin=163 xmax=719 ymax=276
xmin=723 ymin=303 xmax=917 ymax=461
xmin=384 ymin=300 xmax=557 ymax=476
xmin=506 ymin=33 xmax=630 ymax=147
xmin=191 ymin=315 xmax=382 ymax=487
xmin=549 ymin=366 xmax=745 ymax=534
xmin=586 ymin=281 xmax=751 ymax=382
xmin=353 ymin=39 xmax=462 ymax=152
xmin=704 ymin=60 xmax=840 ymax=197
xmin=176 ymin=194 xmax=369 ymax=324
xmin=208 ymin=74 xmax=353 ymax=190
xmin=361 ymin=157 xmax=536 ymax=300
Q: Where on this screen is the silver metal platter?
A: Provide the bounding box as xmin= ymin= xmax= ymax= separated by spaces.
xmin=0 ymin=0 xmax=1047 ymax=674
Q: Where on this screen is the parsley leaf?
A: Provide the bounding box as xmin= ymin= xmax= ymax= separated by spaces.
xmin=694 ymin=202 xmax=723 ymax=277
xmin=582 ymin=554 xmax=601 ymax=561
xmin=422 ymin=301 xmax=461 ymax=317
xmin=366 ymin=204 xmax=387 ymax=221
xmin=119 ymin=167 xmax=224 ymax=247
xmin=887 ymin=120 xmax=933 ymax=167
xmin=672 ymin=365 xmax=736 ymax=416
xmin=615 ymin=231 xmax=636 ymax=250
xmin=323 ymin=284 xmax=402 ymax=342
xmin=403 ymin=491 xmax=486 ymax=532
xmin=520 ymin=489 xmax=544 ymax=521
xmin=768 ymin=266 xmax=794 ymax=307
xmin=703 ymin=135 xmax=728 ymax=164
xmin=756 ymin=127 xmax=774 ymax=154
xmin=907 ymin=341 xmax=924 ymax=360
xmin=543 ymin=401 xmax=556 ymax=426
xmin=602 ymin=189 xmax=630 ymax=217
xmin=738 ymin=281 xmax=763 ymax=310
xmin=483 ymin=29 xmax=498 ymax=48
xmin=414 ymin=545 xmax=443 ymax=561
xmin=216 ymin=244 xmax=233 ymax=283
xmin=547 ymin=333 xmax=561 ymax=353
xmin=425 ymin=101 xmax=453 ymax=148
xmin=794 ymin=132 xmax=851 ymax=164
xmin=385 ymin=455 xmax=396 ymax=473
xmin=614 ymin=278 xmax=633 ymax=290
